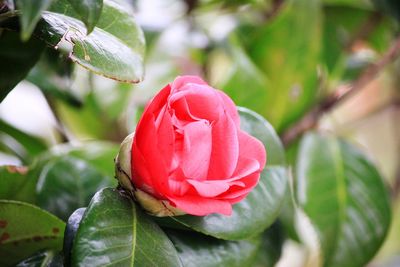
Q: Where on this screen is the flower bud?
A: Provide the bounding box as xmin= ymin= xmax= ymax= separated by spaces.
xmin=115 ymin=133 xmax=185 ymax=217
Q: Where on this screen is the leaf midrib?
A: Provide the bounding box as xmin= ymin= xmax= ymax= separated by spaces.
xmin=131 ymin=203 xmax=137 ymax=267
xmin=327 ymin=138 xmax=347 ymax=265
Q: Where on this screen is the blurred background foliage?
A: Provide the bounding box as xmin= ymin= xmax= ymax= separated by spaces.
xmin=0 ymin=0 xmax=400 ymax=266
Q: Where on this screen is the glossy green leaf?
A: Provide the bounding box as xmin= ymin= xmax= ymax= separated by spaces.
xmin=34 ymin=0 xmax=145 ymax=83
xmin=238 ymin=107 xmax=285 ymax=165
xmin=0 ymin=30 xmax=45 ymax=102
xmin=158 ymin=108 xmax=287 ymax=240
xmin=297 ymin=133 xmax=391 ymax=267
xmin=71 ymin=188 xmax=183 ymax=266
xmin=64 ymin=208 xmax=86 ymax=266
xmin=247 ymin=0 xmax=322 ymax=131
xmin=16 ymin=0 xmax=52 ymax=40
xmin=36 ymin=156 xmax=115 ymax=221
xmin=15 ymin=250 xmax=63 ymax=267
xmin=166 ymin=229 xmax=261 ymax=267
xmin=252 ymin=222 xmax=284 ymax=267
xmin=166 ymin=167 xmax=287 ymax=240
xmin=67 ymin=0 xmax=103 ymax=33
xmin=0 ymin=165 xmax=36 ymax=203
xmin=0 ymin=200 xmax=65 ymax=266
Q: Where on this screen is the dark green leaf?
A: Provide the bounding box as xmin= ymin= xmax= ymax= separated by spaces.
xmin=238 ymin=107 xmax=285 ymax=165
xmin=323 ymin=0 xmax=373 ymax=9
xmin=34 ymin=0 xmax=145 ymax=83
xmin=15 ymin=250 xmax=63 ymax=267
xmin=0 ymin=200 xmax=65 ymax=266
xmin=297 ymin=133 xmax=391 ymax=267
xmin=67 ymin=0 xmax=103 ymax=33
xmin=0 ymin=165 xmax=36 ymax=203
xmin=372 ymin=0 xmax=400 ymax=21
xmin=63 ymin=208 xmax=86 ymax=266
xmin=166 ymin=167 xmax=287 ymax=240
xmin=16 ymin=0 xmax=52 ymax=40
xmin=71 ymin=188 xmax=183 ymax=266
xmin=0 ymin=30 xmax=45 ymax=102
xmin=252 ymin=222 xmax=284 ymax=267
xmin=36 ymin=156 xmax=115 ymax=221
xmin=166 ymin=229 xmax=261 ymax=267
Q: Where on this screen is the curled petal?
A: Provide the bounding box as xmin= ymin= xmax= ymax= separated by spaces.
xmin=168 ymin=195 xmax=232 ymax=216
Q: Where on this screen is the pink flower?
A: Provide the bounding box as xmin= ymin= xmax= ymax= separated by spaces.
xmin=118 ymin=76 xmax=266 ymax=216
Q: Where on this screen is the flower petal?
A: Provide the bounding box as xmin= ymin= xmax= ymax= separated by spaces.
xmin=187 ymin=179 xmax=230 ymax=197
xmin=238 ymin=130 xmax=266 ymax=170
xmin=208 ymin=114 xmax=239 ymax=179
xmin=217 ymin=90 xmax=240 ymax=126
xmin=133 ymin=112 xmax=169 ymax=196
xmin=181 ymin=120 xmax=212 ymax=180
xmin=168 ymin=195 xmax=232 ymax=216
xmin=172 ymin=75 xmax=207 ymax=91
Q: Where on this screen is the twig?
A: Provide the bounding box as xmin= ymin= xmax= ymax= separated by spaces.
xmin=184 ymin=0 xmax=198 ymax=15
xmin=264 ymin=0 xmax=285 ymax=21
xmin=282 ymin=35 xmax=400 ymax=146
xmin=345 ymin=11 xmax=383 ymax=52
xmin=392 ymin=164 xmax=400 ymax=200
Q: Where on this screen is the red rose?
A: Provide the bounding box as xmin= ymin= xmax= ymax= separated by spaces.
xmin=116 ymin=76 xmax=266 ymax=216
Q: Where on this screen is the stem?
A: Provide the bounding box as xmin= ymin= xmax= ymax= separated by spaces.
xmin=282 ymin=35 xmax=400 ymax=146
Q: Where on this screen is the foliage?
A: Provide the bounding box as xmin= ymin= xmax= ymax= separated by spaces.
xmin=0 ymin=0 xmax=399 ymax=266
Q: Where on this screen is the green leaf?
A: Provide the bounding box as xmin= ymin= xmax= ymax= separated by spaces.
xmin=238 ymin=107 xmax=285 ymax=165
xmin=220 ymin=39 xmax=270 ymax=124
xmin=16 ymin=0 xmax=52 ymax=40
xmin=0 ymin=30 xmax=45 ymax=102
xmin=71 ymin=188 xmax=183 ymax=266
xmin=247 ymin=0 xmax=322 ymax=131
xmin=63 ymin=208 xmax=86 ymax=266
xmin=158 ymin=108 xmax=287 ymax=240
xmin=166 ymin=229 xmax=261 ymax=267
xmin=15 ymin=250 xmax=63 ymax=267
xmin=252 ymin=222 xmax=284 ymax=267
xmin=36 ymin=156 xmax=115 ymax=221
xmin=0 ymin=118 xmax=48 ymax=162
xmin=67 ymin=0 xmax=103 ymax=33
xmin=297 ymin=133 xmax=391 ymax=267
xmin=0 ymin=165 xmax=36 ymax=203
xmin=35 ymin=0 xmax=145 ymax=83
xmin=165 ymin=167 xmax=287 ymax=240
xmin=38 ymin=141 xmax=119 ymax=178
xmin=0 ymin=200 xmax=65 ymax=266
xmin=27 ymin=48 xmax=82 ymax=107
xmin=372 ymin=0 xmax=400 ymax=22
xmin=323 ymin=0 xmax=373 ymax=9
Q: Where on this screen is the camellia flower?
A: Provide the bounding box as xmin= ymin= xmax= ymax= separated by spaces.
xmin=115 ymin=76 xmax=266 ymax=216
